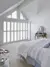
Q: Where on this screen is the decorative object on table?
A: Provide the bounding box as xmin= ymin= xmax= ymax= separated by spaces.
xmin=35 ymin=26 xmax=47 ymax=39
xmin=0 ymin=48 xmax=9 ymax=54
xmin=0 ymin=48 xmax=9 ymax=67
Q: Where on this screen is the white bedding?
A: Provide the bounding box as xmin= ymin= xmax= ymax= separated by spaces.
xmin=36 ymin=48 xmax=50 ymax=67
xmin=27 ymin=39 xmax=50 ymax=59
xmin=17 ymin=38 xmax=50 ymax=67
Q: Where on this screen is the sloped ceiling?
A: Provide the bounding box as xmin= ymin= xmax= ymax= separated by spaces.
xmin=20 ymin=0 xmax=50 ymax=16
xmin=19 ymin=0 xmax=50 ymax=23
xmin=0 ymin=0 xmax=34 ymax=16
xmin=0 ymin=0 xmax=21 ymax=14
xmin=0 ymin=0 xmax=50 ymax=19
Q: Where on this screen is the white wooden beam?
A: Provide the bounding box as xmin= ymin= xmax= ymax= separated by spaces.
xmin=17 ymin=9 xmax=20 ymax=19
xmin=21 ymin=11 xmax=28 ymax=20
xmin=2 ymin=18 xmax=28 ymax=23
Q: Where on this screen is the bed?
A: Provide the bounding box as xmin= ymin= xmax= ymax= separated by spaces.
xmin=17 ymin=38 xmax=50 ymax=67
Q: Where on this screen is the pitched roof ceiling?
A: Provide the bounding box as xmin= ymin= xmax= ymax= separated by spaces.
xmin=20 ymin=0 xmax=50 ymax=24
xmin=0 ymin=0 xmax=21 ymax=14
xmin=0 ymin=0 xmax=34 ymax=16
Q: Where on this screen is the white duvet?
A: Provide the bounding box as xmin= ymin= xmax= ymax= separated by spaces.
xmin=38 ymin=48 xmax=50 ymax=67
xmin=17 ymin=38 xmax=50 ymax=67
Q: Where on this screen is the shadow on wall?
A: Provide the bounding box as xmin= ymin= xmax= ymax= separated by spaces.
xmin=47 ymin=32 xmax=50 ymax=39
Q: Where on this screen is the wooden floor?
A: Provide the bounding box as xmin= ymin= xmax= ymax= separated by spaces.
xmin=16 ymin=59 xmax=33 ymax=67
xmin=10 ymin=59 xmax=33 ymax=67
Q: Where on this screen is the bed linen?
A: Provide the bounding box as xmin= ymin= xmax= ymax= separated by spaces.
xmin=26 ymin=48 xmax=50 ymax=67
xmin=26 ymin=39 xmax=50 ymax=67
xmin=17 ymin=38 xmax=50 ymax=67
xmin=17 ymin=39 xmax=42 ymax=58
xmin=36 ymin=48 xmax=50 ymax=67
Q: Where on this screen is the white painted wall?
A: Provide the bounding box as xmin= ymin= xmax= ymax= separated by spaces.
xmin=0 ymin=17 xmax=3 ymax=44
xmin=20 ymin=0 xmax=50 ymax=40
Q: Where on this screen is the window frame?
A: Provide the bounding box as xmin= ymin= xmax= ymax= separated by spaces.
xmin=3 ymin=21 xmax=30 ymax=44
xmin=3 ymin=10 xmax=31 ymax=44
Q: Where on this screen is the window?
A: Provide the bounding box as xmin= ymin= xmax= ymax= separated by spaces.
xmin=7 ymin=11 xmax=17 ymax=19
xmin=3 ymin=22 xmax=30 ymax=43
xmin=7 ymin=15 xmax=12 ymax=18
xmin=12 ymin=11 xmax=17 ymax=19
xmin=3 ymin=10 xmax=31 ymax=43
xmin=20 ymin=12 xmax=25 ymax=20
